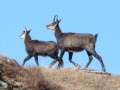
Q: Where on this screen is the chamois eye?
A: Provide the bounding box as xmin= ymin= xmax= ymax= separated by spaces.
xmin=22 ymin=31 xmax=25 ymax=34
xmin=51 ymin=23 xmax=54 ymax=25
xmin=52 ymin=22 xmax=56 ymax=25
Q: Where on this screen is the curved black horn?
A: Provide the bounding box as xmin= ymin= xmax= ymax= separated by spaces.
xmin=24 ymin=26 xmax=27 ymax=31
xmin=53 ymin=15 xmax=58 ymax=22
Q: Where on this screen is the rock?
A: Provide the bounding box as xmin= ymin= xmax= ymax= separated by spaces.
xmin=13 ymin=82 xmax=22 ymax=88
xmin=0 ymin=80 xmax=8 ymax=88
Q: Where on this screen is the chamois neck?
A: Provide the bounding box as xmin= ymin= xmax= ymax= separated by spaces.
xmin=54 ymin=24 xmax=62 ymax=40
xmin=24 ymin=34 xmax=32 ymax=45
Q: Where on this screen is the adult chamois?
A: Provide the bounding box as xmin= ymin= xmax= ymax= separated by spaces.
xmin=20 ymin=27 xmax=63 ymax=68
xmin=46 ymin=15 xmax=106 ymax=72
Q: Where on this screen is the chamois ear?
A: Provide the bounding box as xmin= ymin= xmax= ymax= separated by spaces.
xmin=56 ymin=19 xmax=61 ymax=24
xmin=58 ymin=19 xmax=61 ymax=24
xmin=28 ymin=30 xmax=31 ymax=33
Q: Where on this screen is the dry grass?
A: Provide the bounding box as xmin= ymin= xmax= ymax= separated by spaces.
xmin=24 ymin=67 xmax=62 ymax=90
xmin=40 ymin=68 xmax=120 ymax=90
xmin=0 ymin=55 xmax=62 ymax=90
xmin=0 ymin=55 xmax=120 ymax=90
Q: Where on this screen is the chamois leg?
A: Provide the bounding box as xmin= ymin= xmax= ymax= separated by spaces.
xmin=48 ymin=59 xmax=57 ymax=68
xmin=22 ymin=55 xmax=32 ymax=66
xmin=59 ymin=50 xmax=65 ymax=67
xmin=69 ymin=52 xmax=80 ymax=67
xmin=84 ymin=51 xmax=93 ymax=68
xmin=34 ymin=55 xmax=39 ymax=66
xmin=57 ymin=58 xmax=63 ymax=68
xmin=49 ymin=55 xmax=63 ymax=68
xmin=87 ymin=48 xmax=106 ymax=72
xmin=49 ymin=60 xmax=63 ymax=69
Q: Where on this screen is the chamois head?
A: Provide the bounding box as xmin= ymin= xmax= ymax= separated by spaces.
xmin=20 ymin=27 xmax=31 ymax=39
xmin=46 ymin=15 xmax=61 ymax=31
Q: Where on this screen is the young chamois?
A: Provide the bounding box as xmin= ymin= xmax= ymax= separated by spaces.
xmin=46 ymin=15 xmax=106 ymax=72
xmin=20 ymin=27 xmax=63 ymax=68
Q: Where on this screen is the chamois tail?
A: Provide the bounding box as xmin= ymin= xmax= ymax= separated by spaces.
xmin=95 ymin=34 xmax=98 ymax=43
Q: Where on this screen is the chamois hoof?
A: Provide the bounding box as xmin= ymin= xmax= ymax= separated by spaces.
xmin=82 ymin=67 xmax=88 ymax=70
xmin=102 ymin=67 xmax=106 ymax=72
xmin=75 ymin=64 xmax=81 ymax=70
xmin=55 ymin=67 xmax=60 ymax=69
xmin=48 ymin=65 xmax=52 ymax=69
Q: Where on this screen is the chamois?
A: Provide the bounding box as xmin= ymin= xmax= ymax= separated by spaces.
xmin=20 ymin=27 xmax=63 ymax=68
xmin=46 ymin=15 xmax=106 ymax=72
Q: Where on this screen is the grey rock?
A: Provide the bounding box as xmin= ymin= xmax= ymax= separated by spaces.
xmin=0 ymin=80 xmax=8 ymax=88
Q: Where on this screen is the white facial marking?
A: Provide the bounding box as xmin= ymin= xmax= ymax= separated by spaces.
xmin=47 ymin=25 xmax=56 ymax=30
xmin=20 ymin=33 xmax=26 ymax=39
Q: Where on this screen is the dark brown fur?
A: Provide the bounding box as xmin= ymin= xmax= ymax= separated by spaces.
xmin=20 ymin=28 xmax=63 ymax=68
xmin=46 ymin=16 xmax=106 ymax=72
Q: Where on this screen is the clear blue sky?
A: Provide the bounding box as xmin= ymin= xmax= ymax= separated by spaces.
xmin=0 ymin=0 xmax=120 ymax=74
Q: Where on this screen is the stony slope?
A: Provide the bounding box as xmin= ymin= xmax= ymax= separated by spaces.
xmin=0 ymin=55 xmax=120 ymax=90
